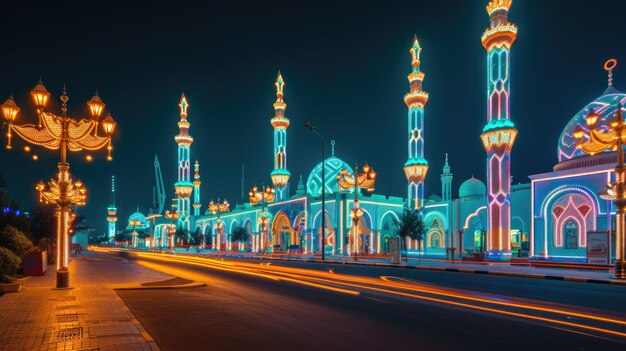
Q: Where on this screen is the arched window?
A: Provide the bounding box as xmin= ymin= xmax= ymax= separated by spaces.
xmin=429 ymin=232 xmax=441 ymax=248
xmin=564 ymin=219 xmax=578 ymax=249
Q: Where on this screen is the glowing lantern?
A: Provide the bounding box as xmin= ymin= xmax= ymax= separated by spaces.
xmin=101 ymin=112 xmax=116 ymax=136
xmin=573 ymin=127 xmax=585 ymax=139
xmin=30 ymin=79 xmax=50 ymax=110
xmin=585 ymin=112 xmax=599 ymax=127
xmin=87 ymin=91 xmax=105 ymax=119
xmin=1 ymin=95 xmax=20 ymax=123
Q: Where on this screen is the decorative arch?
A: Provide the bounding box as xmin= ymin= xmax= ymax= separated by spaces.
xmin=424 ymin=211 xmax=447 ymax=229
xmin=229 ymin=219 xmax=239 ymax=234
xmin=427 ymin=218 xmax=445 ymax=248
xmin=463 ymin=206 xmax=487 ymax=229
xmin=272 ymin=211 xmax=292 ymax=251
xmin=539 ymin=185 xmax=600 ymax=218
xmin=550 ymin=194 xmax=593 ymax=248
xmin=378 ymin=210 xmax=400 ymax=230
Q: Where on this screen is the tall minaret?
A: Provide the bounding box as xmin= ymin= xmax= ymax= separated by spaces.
xmin=174 ymin=94 xmax=194 ymax=230
xmin=440 ymin=154 xmax=453 ymax=201
xmin=270 ymin=71 xmax=291 ymax=200
xmin=403 ymin=35 xmax=429 ymax=210
xmin=193 ymin=160 xmax=202 ymax=217
xmin=480 ymin=0 xmax=518 ymax=256
xmin=106 ymin=175 xmax=117 ymax=241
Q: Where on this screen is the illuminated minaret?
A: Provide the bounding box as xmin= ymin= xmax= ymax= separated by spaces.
xmin=174 ymin=94 xmax=194 ymax=230
xmin=403 ymin=35 xmax=429 ymax=209
xmin=441 ymin=154 xmax=453 ymax=202
xmin=480 ymin=0 xmax=518 ymax=256
xmin=106 ymin=175 xmax=117 ymax=241
xmin=193 ymin=160 xmax=202 ymax=217
xmin=270 ymin=71 xmax=291 ymax=200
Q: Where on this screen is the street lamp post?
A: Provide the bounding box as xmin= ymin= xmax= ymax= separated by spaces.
xmin=164 ymin=199 xmax=179 ymax=248
xmin=337 ymin=163 xmax=376 ymax=260
xmin=208 ymin=198 xmax=230 ymax=250
xmin=249 ymin=184 xmax=275 ymax=253
xmin=573 ymin=61 xmax=625 ymax=279
xmin=304 ymin=121 xmax=326 ymax=262
xmin=1 ymin=81 xmax=116 ymax=289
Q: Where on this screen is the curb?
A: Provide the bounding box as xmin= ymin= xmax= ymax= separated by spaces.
xmin=195 ymin=253 xmax=626 ymax=287
xmin=112 ymin=282 xmax=206 ymax=290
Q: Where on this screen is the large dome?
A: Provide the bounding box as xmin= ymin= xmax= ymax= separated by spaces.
xmin=558 ymin=86 xmax=626 ymax=163
xmin=127 ymin=212 xmax=148 ymax=229
xmin=459 ymin=177 xmax=486 ymax=199
xmin=306 ymin=156 xmax=355 ymax=197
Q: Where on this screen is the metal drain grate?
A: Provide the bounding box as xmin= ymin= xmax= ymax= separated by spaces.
xmin=50 ymin=327 xmax=83 ymax=342
xmin=56 ymin=314 xmax=79 ymax=323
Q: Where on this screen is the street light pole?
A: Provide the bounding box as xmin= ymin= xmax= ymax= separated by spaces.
xmin=2 ymin=81 xmax=116 ymax=289
xmin=304 ymin=121 xmax=325 ymax=262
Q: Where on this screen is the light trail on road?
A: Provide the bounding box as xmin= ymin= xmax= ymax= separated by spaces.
xmin=126 ymin=251 xmax=626 ymax=341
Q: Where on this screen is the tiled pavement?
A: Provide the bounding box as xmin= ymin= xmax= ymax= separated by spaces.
xmin=0 ymin=252 xmax=173 ymax=351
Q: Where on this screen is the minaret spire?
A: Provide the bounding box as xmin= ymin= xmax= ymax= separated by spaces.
xmin=403 ymin=34 xmax=429 ymax=210
xmin=480 ymin=0 xmax=518 ymax=258
xmin=106 ymin=175 xmax=117 ymax=242
xmin=193 ymin=160 xmax=202 ymax=216
xmin=440 ymin=154 xmax=453 ymax=202
xmin=174 ymin=93 xmax=194 ymax=230
xmin=270 ymin=71 xmax=291 ymax=200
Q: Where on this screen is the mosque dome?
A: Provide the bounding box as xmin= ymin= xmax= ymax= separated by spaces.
xmin=557 ymin=84 xmax=626 ymax=169
xmin=127 ymin=212 xmax=147 ymax=228
xmin=426 ymin=193 xmax=442 ymax=203
xmin=306 ymin=156 xmax=355 ymax=198
xmin=459 ymin=177 xmax=486 ymax=199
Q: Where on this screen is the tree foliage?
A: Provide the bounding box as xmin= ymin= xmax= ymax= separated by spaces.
xmin=0 ymin=225 xmax=34 ymax=257
xmin=394 ymin=208 xmax=426 ymax=259
xmin=175 ymin=228 xmax=190 ymax=246
xmin=230 ymin=225 xmax=250 ymax=244
xmin=0 ymin=247 xmax=21 ymax=283
xmin=191 ymin=227 xmax=203 ymax=245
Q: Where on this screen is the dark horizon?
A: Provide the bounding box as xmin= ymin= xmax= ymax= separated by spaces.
xmin=1 ymin=0 xmax=625 ymax=235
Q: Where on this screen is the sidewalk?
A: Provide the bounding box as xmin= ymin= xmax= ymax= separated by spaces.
xmin=185 ymin=251 xmax=626 ymax=286
xmin=0 ymin=252 xmax=173 ymax=351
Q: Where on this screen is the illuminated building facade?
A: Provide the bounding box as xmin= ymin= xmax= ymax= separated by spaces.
xmin=174 ymin=94 xmax=194 ymax=230
xmin=529 ymin=66 xmax=625 ymax=260
xmin=106 ymin=175 xmax=117 ymax=241
xmin=403 ymin=36 xmax=429 ymax=210
xmin=480 ymin=0 xmax=518 ymax=258
xmin=270 ymin=72 xmax=291 ymax=201
xmin=117 ymin=0 xmax=621 ymax=264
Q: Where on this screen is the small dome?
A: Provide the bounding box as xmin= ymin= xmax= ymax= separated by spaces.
xmin=427 ymin=193 xmax=442 ymax=202
xmin=558 ymin=86 xmax=626 ymax=164
xmin=459 ymin=177 xmax=486 ymax=199
xmin=306 ymin=156 xmax=355 ymax=197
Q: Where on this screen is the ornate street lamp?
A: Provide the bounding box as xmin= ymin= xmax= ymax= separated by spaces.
xmin=337 ymin=163 xmax=376 ymax=260
xmin=208 ymin=198 xmax=230 ymax=250
xmin=249 ymin=184 xmax=275 ymax=252
xmin=164 ymin=199 xmax=179 ymax=248
xmin=1 ymin=81 xmax=116 ymax=288
xmin=573 ymin=59 xmax=625 ymax=279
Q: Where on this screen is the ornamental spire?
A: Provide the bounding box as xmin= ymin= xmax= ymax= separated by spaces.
xmin=179 ymin=93 xmax=189 ymax=118
xmin=410 ymin=34 xmax=422 ymax=73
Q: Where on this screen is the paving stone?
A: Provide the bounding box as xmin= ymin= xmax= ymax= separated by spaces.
xmin=0 ymin=252 xmax=172 ymax=351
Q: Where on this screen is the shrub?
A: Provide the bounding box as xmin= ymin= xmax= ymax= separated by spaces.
xmin=0 ymin=225 xmax=34 ymax=257
xmin=0 ymin=247 xmax=21 ymax=283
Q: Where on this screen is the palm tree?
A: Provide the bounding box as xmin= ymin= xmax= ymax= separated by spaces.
xmin=230 ymin=225 xmax=250 ymax=251
xmin=394 ymin=208 xmax=426 ymax=262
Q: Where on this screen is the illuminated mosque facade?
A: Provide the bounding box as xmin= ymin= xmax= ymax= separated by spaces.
xmin=114 ymin=0 xmax=622 ymax=263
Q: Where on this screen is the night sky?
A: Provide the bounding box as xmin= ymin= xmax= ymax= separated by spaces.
xmin=1 ymin=0 xmax=625 ymax=235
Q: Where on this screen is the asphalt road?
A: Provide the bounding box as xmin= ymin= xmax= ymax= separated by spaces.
xmin=115 ymin=252 xmax=626 ymax=351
